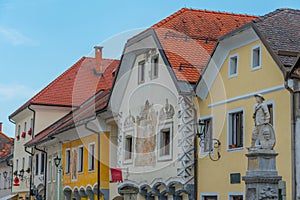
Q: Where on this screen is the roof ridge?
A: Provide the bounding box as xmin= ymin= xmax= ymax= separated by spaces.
xmin=254 ymin=8 xmax=300 ymax=23
xmin=152 ymin=7 xmax=257 ymax=28
xmin=0 ymin=131 xmax=14 ymax=142
xmin=31 ymin=56 xmax=86 ymax=103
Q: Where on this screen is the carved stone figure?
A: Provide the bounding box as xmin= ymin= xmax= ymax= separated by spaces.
xmin=250 ymin=94 xmax=275 ymax=150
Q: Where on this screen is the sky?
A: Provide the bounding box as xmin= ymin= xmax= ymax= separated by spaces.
xmin=0 ymin=0 xmax=300 ymax=137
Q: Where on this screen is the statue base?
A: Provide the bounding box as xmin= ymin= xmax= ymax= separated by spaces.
xmin=242 ymin=149 xmax=282 ymax=200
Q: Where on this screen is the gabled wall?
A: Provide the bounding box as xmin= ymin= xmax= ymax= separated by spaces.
xmin=196 ymin=31 xmax=291 ymax=199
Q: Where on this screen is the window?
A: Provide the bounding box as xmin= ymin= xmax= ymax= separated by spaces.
xmin=35 ymin=154 xmax=39 ymax=175
xmin=17 ymin=125 xmax=21 ymax=138
xmin=202 ymin=195 xmax=218 ymax=200
xmin=138 ymin=61 xmax=145 ymax=84
xmin=229 ymin=194 xmax=243 ymax=200
xmin=47 ymin=160 xmax=51 ymax=182
xmin=22 ymin=157 xmax=25 ymax=170
xmin=41 ymin=153 xmax=45 ymax=174
xmin=151 ymin=56 xmax=159 ymax=79
xmin=88 ymin=143 xmax=95 ymax=171
xmin=65 ymin=149 xmax=70 ymax=174
xmin=30 ymin=118 xmax=33 ymax=129
xmin=252 ymin=45 xmax=261 ymax=70
xmin=15 ymin=159 xmax=19 ymax=171
xmin=78 ymin=146 xmax=84 ymax=173
xmin=158 ymin=123 xmax=173 ymax=160
xmin=229 ymin=54 xmax=238 ymax=77
xmin=200 ymin=118 xmax=213 ymax=153
xmin=24 ymin=122 xmax=27 ymax=132
xmin=124 ymin=136 xmax=133 ymax=161
xmin=52 ymin=157 xmax=56 ymax=181
xmin=228 ymin=110 xmax=244 ymax=149
xmin=28 ymin=156 xmax=32 ymax=169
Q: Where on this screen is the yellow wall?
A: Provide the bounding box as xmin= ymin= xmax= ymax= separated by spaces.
xmin=196 ymin=40 xmax=292 ymax=199
xmin=62 ymin=132 xmax=110 ymax=191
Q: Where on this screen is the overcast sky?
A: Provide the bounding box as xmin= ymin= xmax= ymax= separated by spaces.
xmin=1 ymin=0 xmax=300 ymax=137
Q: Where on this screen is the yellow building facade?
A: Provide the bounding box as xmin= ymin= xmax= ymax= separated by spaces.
xmin=196 ymin=29 xmax=292 ymax=199
xmin=62 ymin=132 xmax=110 ymax=200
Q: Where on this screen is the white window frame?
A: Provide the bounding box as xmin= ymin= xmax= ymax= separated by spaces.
xmin=88 ymin=143 xmax=95 ymax=172
xmin=78 ymin=145 xmax=84 ymax=173
xmin=228 ymin=53 xmax=238 ymax=78
xmin=124 ymin=130 xmax=134 ymax=164
xmin=65 ymin=148 xmax=70 ymax=174
xmin=228 ymin=192 xmax=244 ymax=200
xmin=251 ymin=44 xmax=262 ymax=71
xmin=157 ymin=123 xmax=173 ymax=161
xmin=227 ymin=108 xmax=244 ymax=152
xmin=199 ymin=115 xmax=214 ymax=155
xmin=138 ymin=60 xmax=146 ymax=84
xmin=52 ymin=156 xmax=56 ymax=182
xmin=47 ymin=160 xmax=52 ymax=183
xmin=151 ymin=55 xmax=159 ymax=80
xmin=201 ymin=192 xmax=219 ymax=200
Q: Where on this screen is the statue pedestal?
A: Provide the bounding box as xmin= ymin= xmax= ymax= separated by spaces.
xmin=242 ymin=149 xmax=282 ymax=199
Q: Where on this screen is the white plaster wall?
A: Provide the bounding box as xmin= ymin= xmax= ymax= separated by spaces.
xmin=112 ymin=35 xmax=181 ymax=185
xmin=0 ymin=161 xmax=13 ymax=198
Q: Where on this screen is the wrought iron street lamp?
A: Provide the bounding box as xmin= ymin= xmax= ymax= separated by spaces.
xmin=54 ymin=155 xmax=61 ymax=168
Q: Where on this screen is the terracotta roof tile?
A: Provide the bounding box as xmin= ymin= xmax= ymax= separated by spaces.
xmin=10 ymin=57 xmax=119 ymax=118
xmin=25 ymin=90 xmax=111 ymax=147
xmin=151 ymin=8 xmax=257 ymax=82
xmin=0 ymin=131 xmax=13 ymax=161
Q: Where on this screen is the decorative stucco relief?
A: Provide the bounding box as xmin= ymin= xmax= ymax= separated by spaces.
xmin=177 ymin=95 xmax=196 ymax=185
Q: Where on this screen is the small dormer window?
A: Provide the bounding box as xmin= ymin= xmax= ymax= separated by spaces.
xmin=138 ymin=61 xmax=145 ymax=84
xmin=252 ymin=44 xmax=261 ymax=70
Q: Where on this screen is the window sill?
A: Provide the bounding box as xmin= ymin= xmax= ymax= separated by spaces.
xmin=227 ymin=147 xmax=244 ymax=152
xmin=157 ymin=155 xmax=172 ymax=162
xmin=251 ymin=66 xmax=262 ymax=71
xmin=88 ymin=169 xmax=95 ymax=173
xmin=123 ymin=159 xmax=133 ymax=165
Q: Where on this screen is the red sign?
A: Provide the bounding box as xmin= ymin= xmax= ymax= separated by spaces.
xmin=110 ymin=168 xmax=123 ymax=182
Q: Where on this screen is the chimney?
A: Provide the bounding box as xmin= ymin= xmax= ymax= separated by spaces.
xmin=93 ymin=46 xmax=104 ymax=76
xmin=94 ymin=46 xmax=103 ymax=66
xmin=0 ymin=122 xmax=2 ymax=133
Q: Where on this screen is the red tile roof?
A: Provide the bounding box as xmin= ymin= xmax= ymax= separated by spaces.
xmin=0 ymin=131 xmax=13 ymax=161
xmin=151 ymin=8 xmax=257 ymax=82
xmin=10 ymin=57 xmax=120 ymax=118
xmin=25 ymin=90 xmax=111 ymax=147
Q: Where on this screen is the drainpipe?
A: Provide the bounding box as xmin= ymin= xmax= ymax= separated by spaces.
xmin=84 ymin=115 xmax=101 ymax=200
xmin=34 ymin=146 xmax=47 ymax=200
xmin=285 ymin=75 xmax=299 ymax=200
xmin=27 ymin=105 xmax=36 ymax=197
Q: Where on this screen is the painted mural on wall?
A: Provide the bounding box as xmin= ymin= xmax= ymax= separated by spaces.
xmin=123 ymin=99 xmax=175 ymax=167
xmin=135 ymin=100 xmax=157 ymax=166
xmin=71 ymin=148 xmax=78 ymax=181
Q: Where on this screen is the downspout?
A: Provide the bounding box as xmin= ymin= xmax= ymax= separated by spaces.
xmin=84 ymin=115 xmax=101 ymax=200
xmin=285 ymin=75 xmax=296 ymax=200
xmin=34 ymin=146 xmax=47 ymax=200
xmin=27 ymin=105 xmax=36 ymax=198
xmin=5 ymin=155 xmax=13 ymax=193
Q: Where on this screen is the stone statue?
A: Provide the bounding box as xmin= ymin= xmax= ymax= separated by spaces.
xmin=250 ymin=94 xmax=275 ymax=150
